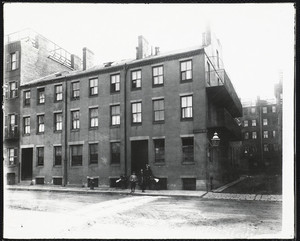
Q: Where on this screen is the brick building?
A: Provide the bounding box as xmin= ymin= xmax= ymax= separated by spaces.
xmin=13 ymin=28 xmax=242 ymax=190
xmin=240 ymin=80 xmax=282 ymax=174
xmin=3 ymin=29 xmax=84 ymax=184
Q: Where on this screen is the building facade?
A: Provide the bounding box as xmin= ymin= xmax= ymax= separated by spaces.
xmin=11 ymin=29 xmax=242 ymax=190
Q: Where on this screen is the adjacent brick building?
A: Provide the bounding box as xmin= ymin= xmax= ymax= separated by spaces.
xmin=11 ymin=28 xmax=243 ymax=190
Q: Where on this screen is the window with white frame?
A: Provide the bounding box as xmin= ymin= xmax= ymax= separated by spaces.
xmin=89 ymin=78 xmax=98 ymax=96
xmin=132 ymin=102 xmax=142 ymax=124
xmin=273 ymin=130 xmax=276 ymax=138
xmin=244 ymin=132 xmax=249 ymax=140
xmin=10 ymin=52 xmax=19 ymax=70
xmin=37 ymin=88 xmax=45 ymax=104
xmin=263 ymin=118 xmax=268 ymax=126
xmin=37 ymin=115 xmax=44 ymax=133
xmin=111 ymin=142 xmax=120 ymax=164
xmin=110 ymin=74 xmax=120 ymax=93
xmin=71 ymin=145 xmax=83 ymax=166
xmin=244 ymin=120 xmax=248 ymax=127
xmin=23 ymin=116 xmax=30 ymax=135
xmin=262 ymin=107 xmax=267 ymax=113
xmin=9 ymin=82 xmax=18 ymax=98
xmin=272 ymin=106 xmax=276 ymax=113
xmin=55 ymin=85 xmax=63 ymax=101
xmin=180 ymin=60 xmax=192 ymax=82
xmin=263 ymin=144 xmax=269 ymax=152
xmin=71 ymin=81 xmax=80 ymax=100
xmin=153 ymin=99 xmax=165 ymax=122
xmin=154 ymin=139 xmax=165 ymax=163
xmin=24 ymin=90 xmax=30 ymax=106
xmin=54 ymin=113 xmax=62 ymax=131
xmin=8 ymin=148 xmax=17 ymax=165
xmin=252 ymin=119 xmax=256 ymax=126
xmin=71 ymin=110 xmax=80 ymax=130
xmin=263 ymin=131 xmax=268 ymax=138
xmin=89 ymin=107 xmax=98 ymax=128
xmin=181 ymin=95 xmax=193 ymax=119
xmin=37 ymin=147 xmax=44 ymax=166
xmin=111 ymin=105 xmax=120 ymax=126
xmin=89 ymin=143 xmax=98 ymax=164
xmin=153 ymin=66 xmax=164 ymax=86
xmin=131 ymin=70 xmax=142 ymax=90
xmin=251 ymin=107 xmax=255 ymax=114
xmin=252 ymin=132 xmax=257 ymax=139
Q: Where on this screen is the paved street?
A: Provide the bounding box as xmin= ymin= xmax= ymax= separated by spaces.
xmin=4 ymin=190 xmax=282 ymax=239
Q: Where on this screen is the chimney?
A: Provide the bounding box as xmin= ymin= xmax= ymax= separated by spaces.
xmin=136 ymin=35 xmax=149 ymax=59
xmin=83 ymin=47 xmax=94 ymax=71
xmin=202 ymin=23 xmax=212 ymax=46
xmin=155 ymin=47 xmax=160 ymax=55
xmin=71 ymin=54 xmax=82 ymax=70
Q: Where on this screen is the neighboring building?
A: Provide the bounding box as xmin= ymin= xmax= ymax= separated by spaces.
xmin=240 ymin=80 xmax=282 ymax=174
xmin=16 ymin=28 xmax=242 ymax=190
xmin=3 ymin=29 xmax=86 ymax=185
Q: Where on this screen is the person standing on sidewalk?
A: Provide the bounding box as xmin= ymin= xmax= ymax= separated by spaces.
xmin=144 ymin=164 xmax=153 ymax=190
xmin=139 ymin=169 xmax=146 ymax=192
xmin=129 ymin=171 xmax=138 ymax=193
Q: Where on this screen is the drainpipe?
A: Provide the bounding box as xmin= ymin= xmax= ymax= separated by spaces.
xmin=124 ymin=64 xmax=129 ymax=177
xmin=63 ymin=77 xmax=68 ymax=186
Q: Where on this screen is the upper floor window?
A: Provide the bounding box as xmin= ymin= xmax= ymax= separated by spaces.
xmin=89 ymin=143 xmax=98 ymax=164
xmin=54 ymin=146 xmax=62 ymax=166
xmin=71 ymin=145 xmax=82 ymax=166
xmin=244 ymin=132 xmax=249 ymax=140
xmin=263 ymin=131 xmax=268 ymax=138
xmin=153 ymin=66 xmax=164 ymax=86
xmin=154 ymin=139 xmax=165 ymax=163
xmin=37 ymin=88 xmax=45 ymax=104
xmin=37 ymin=147 xmax=44 ymax=166
xmin=263 ymin=118 xmax=268 ymax=126
xmin=181 ymin=95 xmax=193 ymax=120
xmin=262 ymin=107 xmax=267 ymax=113
xmin=251 ymin=107 xmax=256 ymax=114
xmin=89 ymin=78 xmax=98 ymax=96
xmin=7 ymin=51 xmax=19 ymax=71
xmin=252 ymin=132 xmax=257 ymax=139
xmin=111 ymin=142 xmax=120 ymax=164
xmin=272 ymin=106 xmax=276 ymax=113
xmin=54 ymin=112 xmax=63 ymax=132
xmin=71 ymin=81 xmax=80 ymax=100
xmin=71 ymin=110 xmax=80 ymax=130
xmin=244 ymin=120 xmax=248 ymax=127
xmin=8 ymin=148 xmax=17 ymax=165
xmin=23 ymin=116 xmax=30 ymax=135
xmin=263 ymin=144 xmax=269 ymax=152
xmin=37 ymin=115 xmax=45 ymax=133
xmin=55 ymin=85 xmax=63 ymax=102
xmin=153 ymin=99 xmax=165 ymax=122
xmin=111 ymin=105 xmax=120 ymax=126
xmin=24 ymin=90 xmax=30 ymax=106
xmin=131 ymin=70 xmax=142 ymax=90
xmin=272 ymin=130 xmax=276 ymax=138
xmin=89 ymin=107 xmax=98 ymax=128
xmin=132 ymin=102 xmax=142 ymax=124
xmin=180 ymin=60 xmax=192 ymax=82
xmin=252 ymin=119 xmax=256 ymax=127
xmin=110 ymin=74 xmax=120 ymax=93
xmin=9 ymin=82 xmax=18 ymax=98
xmin=182 ymin=137 xmax=194 ymax=163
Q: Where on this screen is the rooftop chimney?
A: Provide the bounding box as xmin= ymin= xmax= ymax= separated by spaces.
xmin=155 ymin=47 xmax=160 ymax=55
xmin=71 ymin=54 xmax=82 ymax=70
xmin=83 ymin=47 xmax=94 ymax=71
xmin=136 ymin=35 xmax=150 ymax=59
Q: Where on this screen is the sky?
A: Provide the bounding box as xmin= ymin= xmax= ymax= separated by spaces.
xmin=3 ymin=3 xmax=295 ymax=101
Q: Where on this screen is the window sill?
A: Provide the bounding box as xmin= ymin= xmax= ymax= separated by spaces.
xmin=37 ymin=103 xmax=45 ymax=105
xmin=37 ymin=132 xmax=44 ymax=135
xmin=110 ymin=163 xmax=121 ymax=166
xmin=131 ymin=88 xmax=142 ymax=91
xmin=180 ymin=79 xmax=193 ymax=83
xmin=89 ymin=163 xmax=98 ymax=166
xmin=131 ymin=122 xmax=142 ymax=126
xmin=89 ymin=94 xmax=98 ymax=98
xmin=53 ymin=165 xmax=62 ymax=167
xmin=110 ymin=91 xmax=120 ymax=95
xmin=181 ymin=118 xmax=193 ymax=121
xmin=70 ymin=165 xmax=83 ymax=168
xmin=110 ymin=125 xmax=120 ymax=128
xmin=54 ymin=100 xmax=63 ymax=103
xmin=153 ymin=121 xmax=165 ymax=124
xmin=153 ymin=84 xmax=164 ymax=88
xmin=23 ymin=134 xmax=30 ymax=136
xmin=89 ymin=127 xmax=99 ymax=131
xmin=181 ymin=161 xmax=195 ymax=165
xmin=71 ymin=129 xmax=80 ymax=132
xmin=54 ymin=130 xmax=62 ymax=134
xmin=37 ymin=165 xmax=44 ymax=167
xmin=71 ymin=97 xmax=80 ymax=101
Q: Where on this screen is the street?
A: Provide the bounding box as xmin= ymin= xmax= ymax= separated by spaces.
xmin=4 ymin=190 xmax=282 ymax=239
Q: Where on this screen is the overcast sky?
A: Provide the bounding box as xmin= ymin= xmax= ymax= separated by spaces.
xmin=3 ymin=3 xmax=294 ymax=101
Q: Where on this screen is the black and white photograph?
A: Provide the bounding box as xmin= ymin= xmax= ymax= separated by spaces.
xmin=3 ymin=3 xmax=295 ymax=239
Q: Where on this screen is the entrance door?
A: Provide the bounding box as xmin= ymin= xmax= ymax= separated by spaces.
xmin=131 ymin=140 xmax=148 ymax=174
xmin=21 ymin=148 xmax=33 ymax=180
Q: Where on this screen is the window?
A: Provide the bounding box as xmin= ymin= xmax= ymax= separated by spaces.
xmin=10 ymin=52 xmax=19 ymax=70
xmin=262 ymin=107 xmax=267 ymax=113
xmin=181 ymin=95 xmax=193 ymax=119
xmin=154 ymin=139 xmax=165 ymax=163
xmin=263 ymin=144 xmax=269 ymax=152
xmin=24 ymin=90 xmax=30 ymax=106
xmin=110 ymin=74 xmax=120 ymax=93
xmin=131 ymin=70 xmax=142 ymax=90
xmin=71 ymin=110 xmax=80 ymax=130
xmin=251 ymin=107 xmax=256 ymax=114
xmin=8 ymin=114 xmax=18 ymax=134
xmin=111 ymin=105 xmax=120 ymax=126
xmin=8 ymin=148 xmax=17 ymax=165
xmin=180 ymin=60 xmax=192 ymax=82
xmin=263 ymin=131 xmax=268 ymax=138
xmin=54 ymin=113 xmax=62 ymax=132
xmin=54 ymin=146 xmax=62 ymax=166
xmin=89 ymin=144 xmax=98 ymax=164
xmin=252 ymin=132 xmax=257 ymax=139
xmin=37 ymin=88 xmax=45 ymax=104
xmin=111 ymin=142 xmax=120 ymax=164
xmin=9 ymin=82 xmax=18 ymax=98
xmin=263 ymin=119 xmax=268 ymax=126
xmin=55 ymin=85 xmax=63 ymax=101
xmin=272 ymin=106 xmax=276 ymax=113
xmin=89 ymin=108 xmax=98 ymax=128
xmin=132 ymin=102 xmax=142 ymax=124
xmin=153 ymin=99 xmax=164 ymax=122
xmin=71 ymin=81 xmax=80 ymax=100
xmin=23 ymin=117 xmax=30 ymax=135
xmin=244 ymin=132 xmax=249 ymax=140
xmin=252 ymin=119 xmax=256 ymax=127
xmin=89 ymin=78 xmax=98 ymax=96
xmin=71 ymin=145 xmax=82 ymax=166
xmin=272 ymin=130 xmax=276 ymax=138
xmin=244 ymin=120 xmax=248 ymax=127
xmin=182 ymin=137 xmax=194 ymax=163
xmin=37 ymin=147 xmax=44 ymax=166
xmin=153 ymin=66 xmax=164 ymax=86
xmin=37 ymin=115 xmax=45 ymax=133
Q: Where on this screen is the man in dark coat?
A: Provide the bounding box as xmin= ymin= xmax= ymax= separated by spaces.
xmin=144 ymin=164 xmax=153 ymax=191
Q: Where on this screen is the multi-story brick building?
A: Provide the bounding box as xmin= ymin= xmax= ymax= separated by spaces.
xmin=240 ymin=80 xmax=282 ymax=174
xmin=16 ymin=28 xmax=242 ymax=190
xmin=3 ymin=29 xmax=84 ymax=184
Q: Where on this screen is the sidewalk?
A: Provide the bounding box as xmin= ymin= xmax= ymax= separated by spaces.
xmin=5 ymin=184 xmax=282 ymax=202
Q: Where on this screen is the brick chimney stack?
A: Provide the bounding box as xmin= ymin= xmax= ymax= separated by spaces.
xmin=136 ymin=35 xmax=150 ymax=59
xmin=83 ymin=47 xmax=94 ymax=70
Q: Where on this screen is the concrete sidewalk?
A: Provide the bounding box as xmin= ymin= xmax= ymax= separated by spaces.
xmin=5 ymin=184 xmax=282 ymax=202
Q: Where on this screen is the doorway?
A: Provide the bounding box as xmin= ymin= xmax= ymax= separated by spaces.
xmin=21 ymin=148 xmax=33 ymax=180
xmin=131 ymin=140 xmax=148 ymax=174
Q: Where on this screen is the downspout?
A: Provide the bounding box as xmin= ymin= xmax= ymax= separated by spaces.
xmin=63 ymin=77 xmax=68 ymax=186
xmin=124 ymin=64 xmax=129 ymax=177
